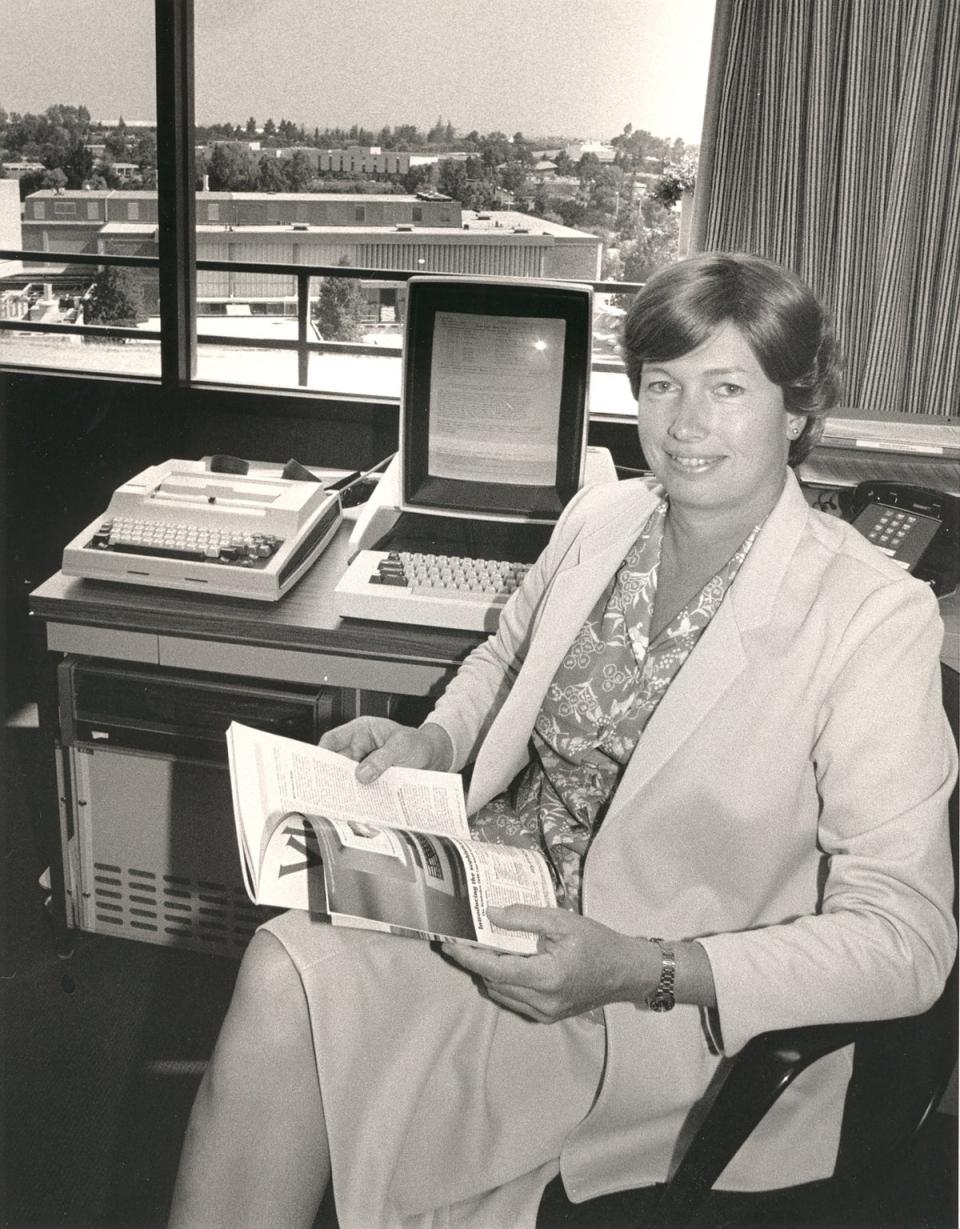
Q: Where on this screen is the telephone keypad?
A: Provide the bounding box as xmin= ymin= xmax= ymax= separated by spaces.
xmin=851 ymin=502 xmax=942 ymax=569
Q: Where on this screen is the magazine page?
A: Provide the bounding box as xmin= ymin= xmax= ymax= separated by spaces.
xmin=227 ymin=722 xmax=271 ymax=900
xmin=254 ymin=810 xmax=330 ymax=913
xmin=226 ymin=721 xmax=470 ymax=901
xmin=257 ymin=813 xmax=553 ymax=952
xmin=454 ymin=838 xmax=557 ymax=952
xmin=229 ymin=721 xmax=468 ymax=839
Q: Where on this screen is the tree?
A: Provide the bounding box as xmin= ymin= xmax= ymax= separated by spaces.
xmin=18 ymin=166 xmax=67 ymax=200
xmin=207 ymin=142 xmax=259 ymax=190
xmin=61 ymin=137 xmax=94 ymax=188
xmin=245 ymin=115 xmax=257 ymax=136
xmin=436 ymin=158 xmax=470 ymax=202
xmin=84 ymin=266 xmax=147 ymax=329
xmin=313 ymin=260 xmax=366 ymax=341
xmin=132 ymin=131 xmax=157 ymax=171
xmin=551 ymin=150 xmax=574 ymax=177
xmin=285 ymin=149 xmax=315 ymax=192
xmin=577 ymin=152 xmax=602 ymax=184
xmin=393 ymin=124 xmax=422 ymax=147
xmin=498 ymin=160 xmax=529 ymax=197
xmin=649 ymin=159 xmax=697 ymax=208
xmin=555 ymin=198 xmax=587 ymax=228
xmin=610 ymin=196 xmax=679 ymax=303
xmin=104 ymin=127 xmax=128 ymax=159
xmin=257 ymin=154 xmax=288 ymax=193
xmin=402 ymin=164 xmax=434 ymax=193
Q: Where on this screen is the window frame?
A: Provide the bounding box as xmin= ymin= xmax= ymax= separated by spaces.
xmin=0 ymin=0 xmax=646 ymax=422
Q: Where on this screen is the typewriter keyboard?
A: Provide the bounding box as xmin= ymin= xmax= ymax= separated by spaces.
xmin=88 ymin=516 xmax=282 ymax=567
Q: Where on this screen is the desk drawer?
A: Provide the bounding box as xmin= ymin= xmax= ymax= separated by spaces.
xmin=47 ymin=622 xmax=158 ymax=663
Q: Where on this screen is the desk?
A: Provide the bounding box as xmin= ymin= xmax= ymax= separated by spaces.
xmin=29 ymin=522 xmax=485 ymax=953
xmin=29 ymin=520 xmax=960 ymax=954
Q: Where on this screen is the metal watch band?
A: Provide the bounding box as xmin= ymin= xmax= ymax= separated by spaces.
xmin=647 ymin=937 xmax=677 ymax=1013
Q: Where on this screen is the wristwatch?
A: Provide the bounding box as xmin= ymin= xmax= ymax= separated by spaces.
xmin=647 ymin=938 xmax=676 ymax=1012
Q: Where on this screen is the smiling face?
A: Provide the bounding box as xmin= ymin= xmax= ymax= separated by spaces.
xmin=636 ymin=322 xmax=806 ymax=528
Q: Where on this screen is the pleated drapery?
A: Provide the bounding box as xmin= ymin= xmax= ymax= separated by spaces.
xmin=693 ymin=0 xmax=960 ymax=416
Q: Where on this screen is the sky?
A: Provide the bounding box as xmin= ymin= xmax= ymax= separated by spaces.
xmin=1 ymin=0 xmax=715 ymax=144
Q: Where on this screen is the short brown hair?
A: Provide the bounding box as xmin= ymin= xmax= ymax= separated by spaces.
xmin=622 ymin=253 xmax=842 ymax=465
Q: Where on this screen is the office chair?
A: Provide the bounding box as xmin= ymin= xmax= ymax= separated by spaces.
xmin=539 ymin=662 xmax=959 ymax=1229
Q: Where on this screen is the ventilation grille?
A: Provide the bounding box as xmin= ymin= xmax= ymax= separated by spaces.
xmin=91 ymin=861 xmax=274 ymax=954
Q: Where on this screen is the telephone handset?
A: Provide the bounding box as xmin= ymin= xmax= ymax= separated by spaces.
xmin=842 ymin=481 xmax=960 ymax=596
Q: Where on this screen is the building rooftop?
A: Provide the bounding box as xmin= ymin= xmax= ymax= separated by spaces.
xmin=28 ymin=189 xmax=154 ymax=200
xmin=100 ymin=222 xmax=159 ymax=236
xmin=195 ymin=191 xmax=435 ymax=204
xmin=193 ymin=217 xmax=596 ymax=241
xmin=459 ymin=209 xmax=593 ymax=238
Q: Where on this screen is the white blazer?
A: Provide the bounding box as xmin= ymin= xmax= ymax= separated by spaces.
xmin=427 ymin=469 xmax=957 ymax=1195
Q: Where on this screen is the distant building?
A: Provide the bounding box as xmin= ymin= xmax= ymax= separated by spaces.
xmin=1 ymin=160 xmax=45 ymax=180
xmin=107 ymin=162 xmax=140 ymax=181
xmin=196 ymin=139 xmax=262 ymax=158
xmin=0 ymin=179 xmax=23 ymax=278
xmin=19 ymin=188 xmax=602 ymax=311
xmin=95 ymin=119 xmax=156 ymax=130
xmin=409 ymin=152 xmax=469 ymax=169
xmin=564 ymin=141 xmax=617 ymax=164
xmin=279 ymin=146 xmax=413 ymax=176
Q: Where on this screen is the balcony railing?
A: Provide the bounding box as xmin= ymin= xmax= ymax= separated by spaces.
xmin=0 ymin=248 xmax=639 ymax=392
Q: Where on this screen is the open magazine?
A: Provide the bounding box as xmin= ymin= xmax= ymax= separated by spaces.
xmin=226 ymin=722 xmax=557 ymax=953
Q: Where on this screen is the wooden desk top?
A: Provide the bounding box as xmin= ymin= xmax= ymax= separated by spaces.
xmin=29 ymin=521 xmax=483 ymax=673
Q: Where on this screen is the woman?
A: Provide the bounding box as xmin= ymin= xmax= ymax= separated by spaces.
xmin=169 ymin=254 xmax=956 ymax=1229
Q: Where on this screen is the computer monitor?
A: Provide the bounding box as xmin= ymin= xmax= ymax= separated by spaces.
xmin=399 ymin=275 xmax=593 ymax=524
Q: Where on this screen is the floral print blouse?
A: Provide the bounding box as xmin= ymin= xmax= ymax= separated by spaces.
xmin=470 ymin=500 xmax=762 ymax=911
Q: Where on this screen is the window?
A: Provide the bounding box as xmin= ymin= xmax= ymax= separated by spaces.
xmin=2 ymin=0 xmax=714 ymax=417
xmin=209 ymin=203 xmax=219 ymax=221
xmin=0 ymin=0 xmax=160 ymax=378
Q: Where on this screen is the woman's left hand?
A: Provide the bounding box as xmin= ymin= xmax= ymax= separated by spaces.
xmin=441 ymin=905 xmax=651 ymax=1023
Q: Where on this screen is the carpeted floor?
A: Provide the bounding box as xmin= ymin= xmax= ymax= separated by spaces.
xmin=2 ymin=723 xmax=956 ymax=1229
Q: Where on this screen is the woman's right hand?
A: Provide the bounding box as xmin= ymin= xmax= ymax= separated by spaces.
xmin=318 ymin=718 xmax=453 ymax=784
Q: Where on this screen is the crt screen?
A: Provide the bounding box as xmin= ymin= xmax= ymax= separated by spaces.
xmin=426 ymin=310 xmax=566 ymax=488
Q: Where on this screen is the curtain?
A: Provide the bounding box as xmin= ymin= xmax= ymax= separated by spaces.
xmin=692 ymin=0 xmax=959 ymax=417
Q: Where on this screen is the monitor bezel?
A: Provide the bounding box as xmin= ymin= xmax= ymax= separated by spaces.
xmin=399 ymin=276 xmax=592 ymax=523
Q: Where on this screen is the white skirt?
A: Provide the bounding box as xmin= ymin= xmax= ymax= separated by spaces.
xmin=261 ymin=910 xmax=606 ymax=1229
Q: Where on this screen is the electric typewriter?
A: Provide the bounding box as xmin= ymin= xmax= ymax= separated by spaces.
xmin=61 ymin=458 xmax=342 ymax=600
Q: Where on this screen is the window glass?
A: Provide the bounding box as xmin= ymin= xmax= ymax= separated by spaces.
xmin=0 ymin=0 xmax=159 ymax=378
xmin=1 ymin=0 xmax=713 ymax=406
xmin=192 ymin=0 xmax=714 ymax=408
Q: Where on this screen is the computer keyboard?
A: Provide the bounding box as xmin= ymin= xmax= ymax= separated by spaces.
xmin=334 ymin=549 xmax=532 ymax=632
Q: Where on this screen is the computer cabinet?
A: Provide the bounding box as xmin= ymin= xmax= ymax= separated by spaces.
xmin=56 ymin=658 xmax=343 ymax=956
